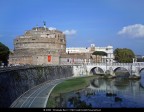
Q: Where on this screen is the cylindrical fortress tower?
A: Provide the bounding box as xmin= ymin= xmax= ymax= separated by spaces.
xmin=9 ymin=26 xmax=66 ymax=65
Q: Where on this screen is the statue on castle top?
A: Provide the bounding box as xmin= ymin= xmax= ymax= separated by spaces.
xmin=43 ymin=21 xmax=46 ymax=27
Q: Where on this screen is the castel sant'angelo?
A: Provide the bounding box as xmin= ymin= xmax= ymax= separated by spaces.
xmin=9 ymin=23 xmax=114 ymax=65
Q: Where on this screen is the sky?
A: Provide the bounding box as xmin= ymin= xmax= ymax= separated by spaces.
xmin=0 ymin=0 xmax=144 ymax=55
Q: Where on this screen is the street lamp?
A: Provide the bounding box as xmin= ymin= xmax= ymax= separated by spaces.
xmin=106 ymin=58 xmax=108 ymax=75
xmin=131 ymin=64 xmax=133 ymax=76
xmin=133 ymin=58 xmax=135 ymax=63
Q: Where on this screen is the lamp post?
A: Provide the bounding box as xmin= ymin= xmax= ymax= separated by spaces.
xmin=106 ymin=58 xmax=108 ymax=75
xmin=131 ymin=64 xmax=133 ymax=76
xmin=133 ymin=58 xmax=135 ymax=63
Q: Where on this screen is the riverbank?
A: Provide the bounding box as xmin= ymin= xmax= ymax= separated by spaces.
xmin=47 ymin=75 xmax=97 ymax=107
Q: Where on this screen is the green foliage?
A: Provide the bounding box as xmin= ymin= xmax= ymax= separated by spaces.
xmin=114 ymin=48 xmax=135 ymax=63
xmin=92 ymin=51 xmax=107 ymax=56
xmin=0 ymin=42 xmax=10 ymax=65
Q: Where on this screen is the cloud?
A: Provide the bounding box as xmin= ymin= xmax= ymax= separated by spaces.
xmin=63 ymin=29 xmax=77 ymax=36
xmin=49 ymin=27 xmax=56 ymax=30
xmin=118 ymin=24 xmax=144 ymax=38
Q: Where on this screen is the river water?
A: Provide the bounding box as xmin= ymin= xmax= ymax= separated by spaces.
xmin=60 ymin=71 xmax=144 ymax=108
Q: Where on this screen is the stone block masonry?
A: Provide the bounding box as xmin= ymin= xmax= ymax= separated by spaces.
xmin=9 ymin=26 xmax=66 ymax=65
xmin=0 ymin=65 xmax=73 ymax=107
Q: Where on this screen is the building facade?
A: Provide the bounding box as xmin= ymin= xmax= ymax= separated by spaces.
xmin=9 ymin=25 xmax=66 ymax=65
xmin=66 ymin=44 xmax=114 ymax=64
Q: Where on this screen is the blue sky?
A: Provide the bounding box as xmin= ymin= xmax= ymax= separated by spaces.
xmin=0 ymin=0 xmax=144 ymax=55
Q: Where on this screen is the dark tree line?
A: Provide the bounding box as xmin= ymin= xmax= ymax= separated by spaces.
xmin=0 ymin=42 xmax=10 ymax=66
xmin=92 ymin=51 xmax=107 ymax=56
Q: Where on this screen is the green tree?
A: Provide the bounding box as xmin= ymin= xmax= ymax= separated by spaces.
xmin=92 ymin=51 xmax=107 ymax=63
xmin=92 ymin=51 xmax=107 ymax=56
xmin=114 ymin=48 xmax=135 ymax=63
xmin=0 ymin=42 xmax=10 ymax=66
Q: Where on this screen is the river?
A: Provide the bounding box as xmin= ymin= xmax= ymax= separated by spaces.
xmin=59 ymin=71 xmax=144 ymax=108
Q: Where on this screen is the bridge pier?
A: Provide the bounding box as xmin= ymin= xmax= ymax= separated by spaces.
xmin=129 ymin=67 xmax=141 ymax=79
xmin=109 ymin=70 xmax=115 ymax=77
xmin=72 ymin=65 xmax=88 ymax=77
xmin=104 ymin=69 xmax=116 ymax=78
xmin=135 ymin=68 xmax=140 ymax=77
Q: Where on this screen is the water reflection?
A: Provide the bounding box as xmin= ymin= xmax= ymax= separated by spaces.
xmin=140 ymin=71 xmax=144 ymax=88
xmin=58 ymin=72 xmax=144 ymax=108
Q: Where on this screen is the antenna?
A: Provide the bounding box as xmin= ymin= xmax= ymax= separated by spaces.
xmin=43 ymin=21 xmax=46 ymax=31
xmin=43 ymin=21 xmax=46 ymax=27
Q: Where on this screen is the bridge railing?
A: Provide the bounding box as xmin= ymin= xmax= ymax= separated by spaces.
xmin=132 ymin=62 xmax=144 ymax=66
xmin=84 ymin=62 xmax=144 ymax=66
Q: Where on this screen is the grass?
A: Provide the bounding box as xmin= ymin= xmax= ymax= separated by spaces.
xmin=47 ymin=75 xmax=97 ymax=108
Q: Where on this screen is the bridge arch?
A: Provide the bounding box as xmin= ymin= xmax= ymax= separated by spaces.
xmin=140 ymin=68 xmax=144 ymax=73
xmin=113 ymin=67 xmax=130 ymax=77
xmin=90 ymin=67 xmax=105 ymax=75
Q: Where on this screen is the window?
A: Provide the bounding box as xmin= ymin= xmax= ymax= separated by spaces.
xmin=60 ymin=39 xmax=63 ymax=42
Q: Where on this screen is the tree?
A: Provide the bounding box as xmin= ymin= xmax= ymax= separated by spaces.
xmin=114 ymin=48 xmax=135 ymax=63
xmin=0 ymin=42 xmax=10 ymax=66
xmin=92 ymin=51 xmax=107 ymax=63
xmin=92 ymin=51 xmax=107 ymax=56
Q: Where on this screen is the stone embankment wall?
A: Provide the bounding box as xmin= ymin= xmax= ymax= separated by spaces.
xmin=0 ymin=65 xmax=73 ymax=107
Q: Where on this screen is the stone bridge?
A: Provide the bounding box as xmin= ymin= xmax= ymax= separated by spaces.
xmin=87 ymin=62 xmax=144 ymax=77
xmin=73 ymin=62 xmax=144 ymax=77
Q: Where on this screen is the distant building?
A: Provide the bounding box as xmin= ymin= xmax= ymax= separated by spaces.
xmin=66 ymin=44 xmax=114 ymax=63
xmin=135 ymin=55 xmax=143 ymax=59
xmin=135 ymin=55 xmax=144 ymax=62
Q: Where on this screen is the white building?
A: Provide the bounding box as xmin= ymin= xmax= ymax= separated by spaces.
xmin=66 ymin=47 xmax=89 ymax=53
xmin=66 ymin=44 xmax=114 ymax=63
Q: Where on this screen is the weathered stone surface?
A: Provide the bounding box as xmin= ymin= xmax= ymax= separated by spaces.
xmin=0 ymin=65 xmax=73 ymax=107
xmin=9 ymin=26 xmax=66 ymax=65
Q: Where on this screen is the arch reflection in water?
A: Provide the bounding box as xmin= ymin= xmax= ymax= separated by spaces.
xmin=60 ymin=76 xmax=144 ymax=108
xmin=140 ymin=70 xmax=144 ymax=88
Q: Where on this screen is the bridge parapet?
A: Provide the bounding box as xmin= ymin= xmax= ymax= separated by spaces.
xmin=85 ymin=62 xmax=144 ymax=66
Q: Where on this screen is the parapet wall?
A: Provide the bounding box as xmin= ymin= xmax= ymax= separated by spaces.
xmin=0 ymin=65 xmax=73 ymax=107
